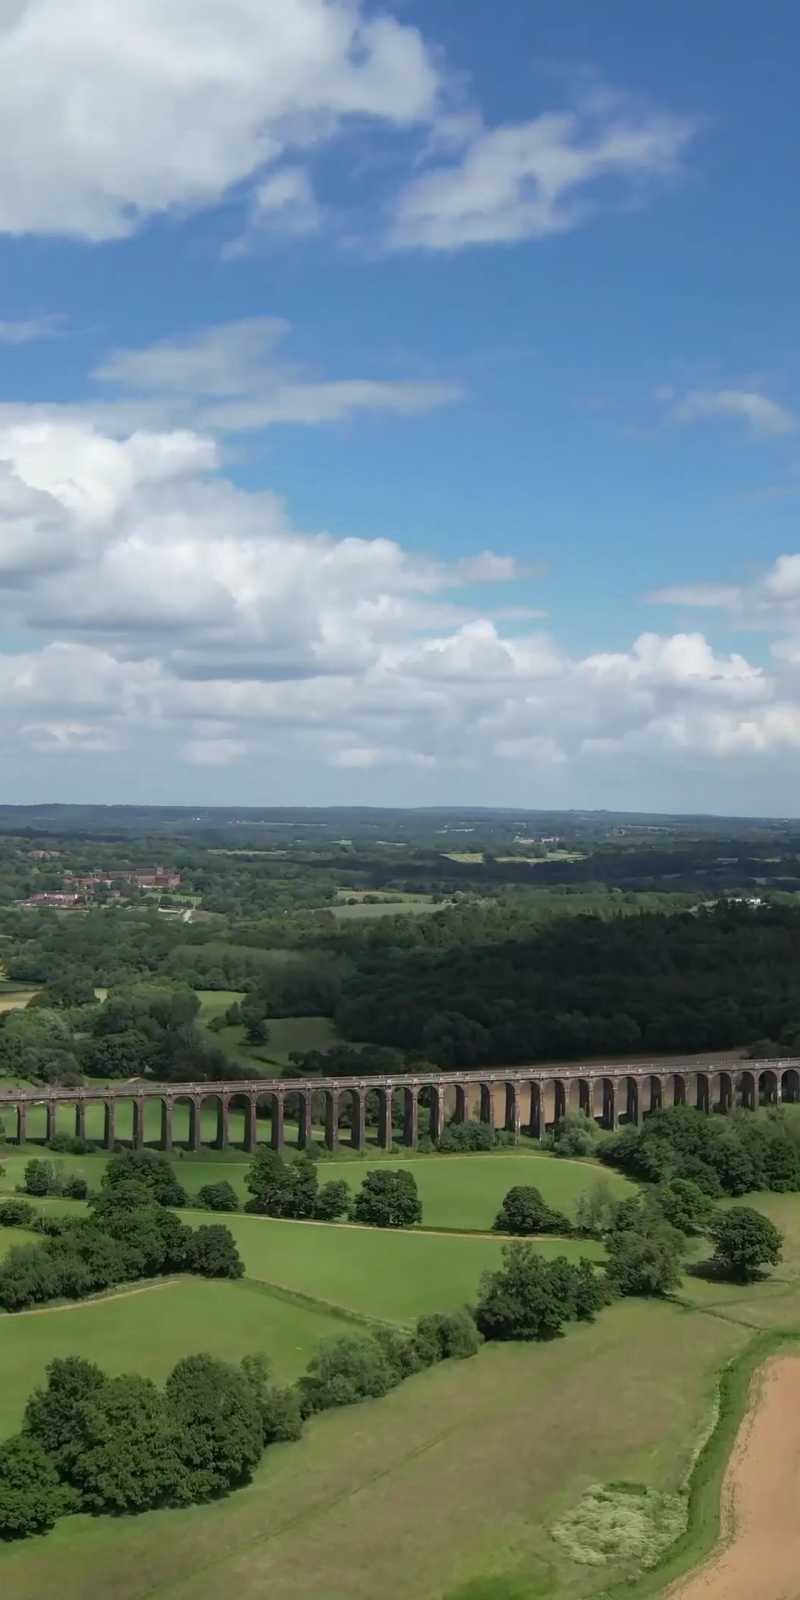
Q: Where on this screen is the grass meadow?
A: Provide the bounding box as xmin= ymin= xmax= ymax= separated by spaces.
xmin=1 ymin=1133 xmax=799 ymax=1599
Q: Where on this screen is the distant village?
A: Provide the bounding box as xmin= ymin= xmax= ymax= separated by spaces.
xmin=17 ymin=861 xmax=181 ymax=910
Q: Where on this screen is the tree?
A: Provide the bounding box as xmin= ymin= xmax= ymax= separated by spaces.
xmin=604 ymin=1226 xmax=684 ymax=1297
xmin=244 ymin=1149 xmax=319 ymax=1219
xmin=475 ymin=1243 xmax=580 ymax=1342
xmin=574 ymin=1179 xmax=616 ymax=1238
xmin=0 ymin=1435 xmax=72 ymax=1538
xmin=652 ymin=1178 xmax=715 ymax=1235
xmin=23 ymin=1356 xmax=105 ymax=1475
xmin=351 ymin=1169 xmax=421 ymax=1228
xmin=187 ymin=1224 xmax=244 ymax=1279
xmin=0 ymin=1199 xmax=34 ymax=1227
xmin=165 ymin=1355 xmax=263 ymax=1499
xmin=0 ymin=1243 xmax=61 ymax=1310
xmin=314 ymin=1179 xmax=350 ymax=1221
xmin=549 ymin=1112 xmax=601 ymax=1158
xmin=102 ymin=1149 xmax=186 ymax=1208
xmin=710 ymin=1207 xmax=783 ymax=1281
xmin=23 ymin=1158 xmax=61 ymax=1196
xmin=493 ymin=1185 xmax=570 ymax=1236
xmin=413 ymin=1309 xmax=481 ymax=1364
xmin=63 ymin=1174 xmax=89 ymax=1201
xmin=298 ymin=1335 xmax=393 ymax=1414
xmin=69 ymin=1374 xmax=188 ymax=1512
xmin=196 ymin=1180 xmax=239 ymax=1212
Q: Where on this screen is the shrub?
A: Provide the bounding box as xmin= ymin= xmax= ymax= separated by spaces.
xmin=437 ymin=1119 xmax=494 ymax=1153
xmin=314 ymin=1179 xmax=350 ymax=1221
xmin=548 ymin=1112 xmax=602 ymax=1158
xmin=371 ymin=1326 xmax=422 ymax=1383
xmin=62 ymin=1174 xmax=89 ymax=1201
xmin=710 ymin=1206 xmax=783 ymax=1281
xmin=413 ymin=1309 xmax=481 ymax=1365
xmin=493 ymin=1185 xmax=570 ymax=1236
xmin=196 ymin=1180 xmax=239 ymax=1213
xmin=23 ymin=1356 xmax=106 ymax=1476
xmin=68 ymin=1374 xmax=188 ymax=1513
xmin=0 ymin=1199 xmax=34 ymax=1227
xmin=0 ymin=1243 xmax=62 ymax=1310
xmin=33 ymin=1214 xmax=69 ymax=1237
xmin=298 ymin=1335 xmax=393 ymax=1414
xmin=351 ymin=1169 xmax=421 ymax=1228
xmin=651 ymin=1178 xmax=715 ymax=1235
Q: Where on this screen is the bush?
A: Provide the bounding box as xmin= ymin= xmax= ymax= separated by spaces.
xmin=23 ymin=1357 xmax=106 ymax=1476
xmin=32 ymin=1214 xmax=69 ymax=1237
xmin=413 ymin=1309 xmax=481 ymax=1364
xmin=493 ymin=1185 xmax=570 ymax=1236
xmin=0 ymin=1243 xmax=62 ymax=1310
xmin=0 ymin=1199 xmax=34 ymax=1227
xmin=62 ymin=1174 xmax=89 ymax=1201
xmin=710 ymin=1206 xmax=783 ymax=1281
xmin=298 ymin=1335 xmax=393 ymax=1414
xmin=371 ymin=1325 xmax=422 ymax=1383
xmin=196 ymin=1180 xmax=239 ymax=1213
xmin=437 ymin=1119 xmax=494 ymax=1153
xmin=68 ymin=1374 xmax=188 ymax=1513
xmin=651 ymin=1178 xmax=715 ymax=1235
xmin=314 ymin=1179 xmax=350 ymax=1221
xmin=187 ymin=1224 xmax=244 ymax=1279
xmin=548 ymin=1112 xmax=602 ymax=1158
xmin=351 ymin=1169 xmax=422 ymax=1228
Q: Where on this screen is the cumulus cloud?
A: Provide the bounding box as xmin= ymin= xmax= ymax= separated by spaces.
xmin=4 ymin=402 xmax=800 ymax=792
xmin=389 ymin=89 xmax=697 ymax=250
xmin=0 ymin=0 xmax=439 ymax=240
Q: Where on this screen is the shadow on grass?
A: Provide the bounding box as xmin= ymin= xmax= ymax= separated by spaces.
xmin=685 ymin=1258 xmax=771 ymax=1284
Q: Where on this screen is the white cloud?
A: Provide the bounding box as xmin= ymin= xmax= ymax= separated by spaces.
xmin=389 ymin=90 xmax=697 ymax=250
xmin=0 ymin=313 xmax=65 ymax=343
xmin=181 ymin=738 xmax=247 ymax=767
xmin=226 ymin=166 xmax=324 ymax=255
xmin=93 ymin=317 xmax=462 ymax=433
xmin=652 ymin=554 xmax=800 ymax=626
xmin=0 ymin=0 xmax=439 ymax=240
xmin=667 ymin=388 xmax=795 ymax=436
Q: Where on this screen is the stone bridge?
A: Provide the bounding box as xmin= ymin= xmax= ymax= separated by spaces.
xmin=0 ymin=1058 xmax=796 ymax=1153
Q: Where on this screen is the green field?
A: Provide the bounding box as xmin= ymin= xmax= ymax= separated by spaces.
xmin=1 ymin=1137 xmax=800 ymax=1600
xmin=0 ymin=1147 xmax=634 ymax=1228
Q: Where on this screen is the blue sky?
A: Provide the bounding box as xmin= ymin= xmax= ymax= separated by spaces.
xmin=2 ymin=0 xmax=800 ymax=813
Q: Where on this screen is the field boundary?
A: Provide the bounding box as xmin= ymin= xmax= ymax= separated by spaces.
xmin=239 ymin=1273 xmax=404 ymax=1330
xmin=0 ymin=1277 xmax=182 ymax=1319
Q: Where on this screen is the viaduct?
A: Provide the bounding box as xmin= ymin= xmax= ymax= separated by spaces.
xmin=0 ymin=1059 xmax=797 ymax=1154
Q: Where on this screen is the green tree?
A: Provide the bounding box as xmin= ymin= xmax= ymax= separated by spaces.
xmin=239 ymin=1354 xmax=304 ymax=1444
xmin=314 ymin=1179 xmax=350 ymax=1221
xmin=196 ymin=1180 xmax=239 ymax=1212
xmin=70 ymin=1375 xmax=188 ymax=1512
xmin=0 ymin=1243 xmax=61 ymax=1310
xmin=23 ymin=1158 xmax=61 ymax=1196
xmin=652 ymin=1178 xmax=715 ymax=1235
xmin=605 ymin=1226 xmax=684 ymax=1297
xmin=413 ymin=1309 xmax=481 ymax=1365
xmin=493 ymin=1185 xmax=570 ymax=1236
xmin=549 ymin=1112 xmax=601 ymax=1158
xmin=188 ymin=1224 xmax=243 ymax=1278
xmin=0 ymin=1435 xmax=72 ymax=1538
xmin=574 ymin=1179 xmax=616 ymax=1237
xmin=244 ymin=1149 xmax=319 ymax=1219
xmin=298 ymin=1335 xmax=393 ymax=1414
xmin=475 ymin=1243 xmax=579 ymax=1341
xmin=165 ymin=1355 xmax=264 ymax=1499
xmin=351 ymin=1168 xmax=421 ymax=1228
xmin=710 ymin=1207 xmax=783 ymax=1281
xmin=0 ymin=1199 xmax=34 ymax=1226
xmin=101 ymin=1149 xmax=186 ymax=1208
xmin=23 ymin=1356 xmax=105 ymax=1476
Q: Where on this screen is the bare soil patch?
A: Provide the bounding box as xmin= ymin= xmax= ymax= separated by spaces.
xmin=670 ymin=1355 xmax=800 ymax=1600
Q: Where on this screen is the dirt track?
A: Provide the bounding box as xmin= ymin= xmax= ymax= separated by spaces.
xmin=669 ymin=1356 xmax=800 ymax=1600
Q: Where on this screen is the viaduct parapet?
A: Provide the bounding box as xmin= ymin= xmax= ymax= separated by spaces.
xmin=0 ymin=1059 xmax=795 ymax=1154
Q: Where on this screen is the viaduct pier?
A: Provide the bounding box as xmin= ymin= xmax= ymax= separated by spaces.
xmin=0 ymin=1058 xmax=796 ymax=1154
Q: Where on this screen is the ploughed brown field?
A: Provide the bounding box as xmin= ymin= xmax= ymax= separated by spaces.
xmin=670 ymin=1356 xmax=800 ymax=1600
